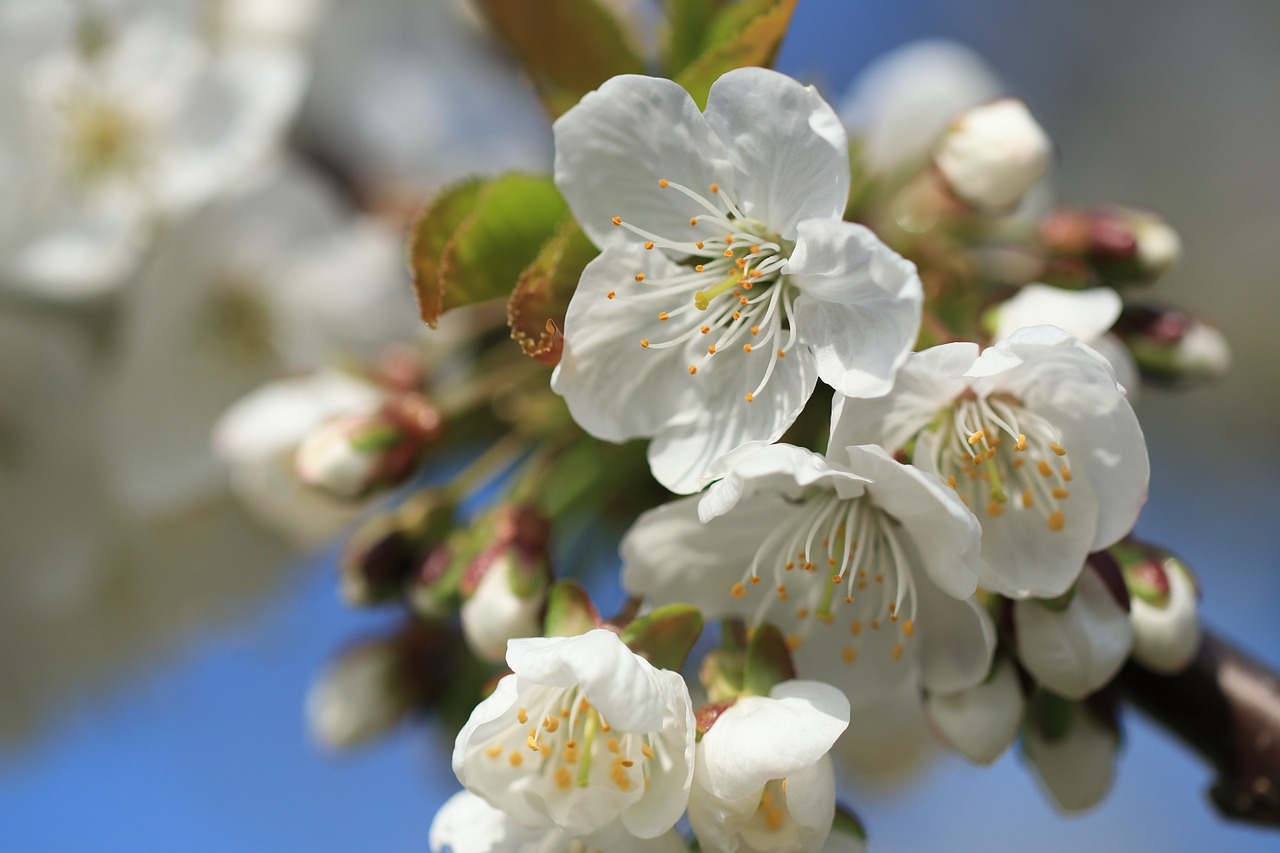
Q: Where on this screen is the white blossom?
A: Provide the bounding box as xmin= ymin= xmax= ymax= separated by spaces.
xmin=1130 ymin=559 xmax=1201 ymax=674
xmin=831 ymin=325 xmax=1149 ymax=599
xmin=622 ymin=442 xmax=993 ymax=708
xmin=934 ymin=99 xmax=1052 ymax=211
xmin=689 ymin=680 xmax=849 ymax=853
xmin=1025 ymin=702 xmax=1119 ymax=813
xmin=453 ymin=630 xmax=695 ymax=840
xmin=552 ymin=67 xmax=922 ymax=493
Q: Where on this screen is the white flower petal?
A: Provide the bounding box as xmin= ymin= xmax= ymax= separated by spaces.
xmin=1130 ymin=561 xmax=1201 ymax=674
xmin=1025 ymin=705 xmax=1118 ymax=813
xmin=700 ymin=681 xmax=849 ymax=801
xmin=644 ymin=327 xmax=820 ymax=495
xmin=993 ymin=285 xmax=1122 ymax=345
xmin=914 ymin=577 xmax=995 ymax=695
xmin=786 ymin=221 xmax=922 ymax=399
xmin=704 ymin=67 xmax=849 ymax=237
xmin=697 ymin=443 xmax=866 ymax=522
xmin=429 ymin=790 xmax=547 ymax=853
xmin=553 ymin=74 xmax=733 ymax=250
xmin=552 ymin=245 xmax=703 ymax=444
xmin=1015 ymin=568 xmax=1133 ymax=699
xmin=924 ymin=658 xmax=1024 ymax=764
xmin=827 ymin=342 xmax=977 ymax=454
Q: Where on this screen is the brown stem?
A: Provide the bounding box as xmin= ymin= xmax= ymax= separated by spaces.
xmin=1118 ymin=629 xmax=1280 ymax=828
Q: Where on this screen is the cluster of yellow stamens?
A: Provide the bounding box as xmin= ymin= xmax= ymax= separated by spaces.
xmin=610 ymin=178 xmax=798 ymax=403
xmin=729 ymin=493 xmax=918 ymax=667
xmin=481 ymin=688 xmax=657 ymax=795
xmin=926 ymin=393 xmax=1074 ymax=532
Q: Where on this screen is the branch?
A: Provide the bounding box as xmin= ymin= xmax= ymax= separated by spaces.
xmin=1118 ymin=629 xmax=1280 ymax=827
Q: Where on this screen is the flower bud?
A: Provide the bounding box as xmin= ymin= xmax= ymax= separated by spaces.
xmin=925 ymin=656 xmax=1025 ymax=765
xmin=295 ymin=393 xmax=443 ymax=500
xmin=934 ymin=98 xmax=1052 ymax=211
xmin=1040 ymin=207 xmax=1182 ymax=284
xmin=340 ymin=489 xmax=455 ymax=606
xmin=307 ymin=634 xmax=414 ymax=749
xmin=458 ymin=505 xmax=553 ymax=662
xmin=1023 ymin=691 xmax=1120 ymax=813
xmin=1014 ymin=563 xmax=1133 ymax=699
xmin=1109 ymin=540 xmax=1202 ymax=674
xmin=1113 ymin=303 xmax=1230 ymax=387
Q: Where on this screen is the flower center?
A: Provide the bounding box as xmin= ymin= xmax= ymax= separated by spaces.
xmin=726 ymin=492 xmax=918 ymax=665
xmin=482 ymin=687 xmax=658 ymax=795
xmin=62 ymin=93 xmax=144 ymax=187
xmin=612 ymin=179 xmax=798 ymax=403
xmin=926 ymin=393 xmax=1074 ymax=531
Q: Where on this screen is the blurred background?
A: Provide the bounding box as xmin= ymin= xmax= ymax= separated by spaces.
xmin=2 ymin=0 xmax=1279 ymax=850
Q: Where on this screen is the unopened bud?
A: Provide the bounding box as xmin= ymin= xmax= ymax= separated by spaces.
xmin=459 ymin=505 xmax=552 ymax=662
xmin=1014 ymin=564 xmax=1132 ymax=699
xmin=1113 ymin=303 xmax=1230 ymax=387
xmin=1109 ymin=540 xmax=1202 ymax=674
xmin=307 ymin=635 xmax=413 ymax=749
xmin=296 ymin=394 xmax=443 ymax=500
xmin=1040 ymin=207 xmax=1182 ymax=284
xmin=925 ymin=656 xmax=1025 ymax=765
xmin=934 ymin=98 xmax=1052 ymax=211
xmin=1023 ymin=691 xmax=1120 ymax=813
xmin=542 ymin=579 xmax=602 ymax=638
xmin=618 ymin=603 xmax=706 ymax=673
xmin=341 ymin=490 xmax=455 ymax=606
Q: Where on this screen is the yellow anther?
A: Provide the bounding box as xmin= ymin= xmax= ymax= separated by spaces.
xmin=709 ymin=183 xmax=720 ymax=193
xmin=508 ymin=751 xmax=523 ymax=767
xmin=750 ymin=576 xmax=761 ymax=585
xmin=527 ymin=734 xmax=540 ymax=751
xmin=635 ymin=273 xmax=646 ymax=282
xmin=1060 ymin=465 xmax=1073 ymax=481
xmin=766 ymin=808 xmax=784 ymax=830
xmin=644 ymin=241 xmax=655 ymax=250
xmin=544 ymin=716 xmax=559 ymax=733
xmin=640 ymin=339 xmax=650 ymax=348
xmin=695 ymin=241 xmax=705 ymax=250
xmin=657 ymin=311 xmax=668 ymax=320
xmin=968 ymin=429 xmax=985 ymax=446
xmin=745 ymin=393 xmax=755 ymax=402
xmin=750 ymin=325 xmax=760 ymax=335
xmin=539 ymin=741 xmax=551 ymax=757
xmin=723 ymin=248 xmax=734 ymax=257
xmin=620 ymin=759 xmax=634 ymax=768
xmin=607 ymin=737 xmax=620 ymax=754
xmin=777 ymin=348 xmax=786 ymax=358
xmin=871 ymin=619 xmax=881 ymax=630
xmin=1038 ymin=459 xmax=1053 ymax=477
xmin=841 ymin=646 xmax=857 ymax=664
xmin=1052 ymin=487 xmax=1070 ymax=499
xmin=947 ymin=475 xmax=958 ymax=489
xmin=850 ymin=620 xmax=863 ymax=635
xmin=563 ymin=745 xmax=577 ymax=764
xmin=987 ymin=501 xmax=1005 ymax=517
xmin=708 ymin=344 xmax=717 ymax=354
xmin=700 ymin=325 xmax=710 ymax=334
xmin=785 ymin=635 xmax=803 ymax=651
xmin=739 ymin=296 xmax=749 ymax=305
xmin=695 ymin=263 xmax=705 ymax=271
xmin=831 ymin=574 xmax=842 ymax=584
xmin=555 ymin=767 xmax=572 ymax=789
xmin=690 ymin=216 xmax=699 ymax=226
xmin=1013 ymin=457 xmax=1026 ymax=469
xmin=611 ymin=216 xmax=622 ymax=226
xmin=658 ymin=178 xmax=669 ymax=188
xmin=485 ymin=744 xmax=503 ymax=758
xmin=743 ymin=343 xmax=753 ymax=353
xmin=891 ymin=643 xmax=904 ymax=662
xmin=1021 ymin=490 xmax=1033 ymax=508
xmin=750 ymin=244 xmax=760 ymax=254
xmin=1016 ymin=433 xmax=1028 ymax=451
xmin=733 ymin=310 xmax=742 ymax=320
xmin=1048 ymin=510 xmax=1066 ymax=532
xmin=606 ymin=290 xmax=616 ymax=299
xmin=517 ymin=708 xmax=528 ymax=724
xmin=731 ymin=582 xmax=747 ymax=599
xmin=795 ymin=608 xmax=809 ymax=619
xmin=1051 ymin=442 xmax=1066 ymax=456
xmin=903 ymin=619 xmax=915 ymax=638
xmin=642 ymin=743 xmax=655 ymax=760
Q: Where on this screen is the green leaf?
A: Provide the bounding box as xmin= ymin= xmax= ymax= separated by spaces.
xmin=508 ymin=219 xmax=598 ymax=366
xmin=409 ymin=174 xmax=567 ymax=328
xmin=742 ymin=621 xmax=796 ymax=695
xmin=477 ymin=0 xmax=646 ymax=118
xmin=675 ymin=0 xmax=799 ymax=108
xmin=620 ymin=604 xmax=705 ymax=671
xmin=662 ymin=0 xmax=725 ymax=76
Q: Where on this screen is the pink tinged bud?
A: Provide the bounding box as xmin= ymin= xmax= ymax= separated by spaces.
xmin=460 ymin=554 xmax=548 ymax=663
xmin=1115 ymin=304 xmax=1231 ymax=387
xmin=1109 ymin=540 xmax=1202 ymax=674
xmin=934 ymin=98 xmax=1052 ymax=211
xmin=343 ymin=490 xmax=457 ymax=607
xmin=1041 ymin=207 xmax=1181 ymax=283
